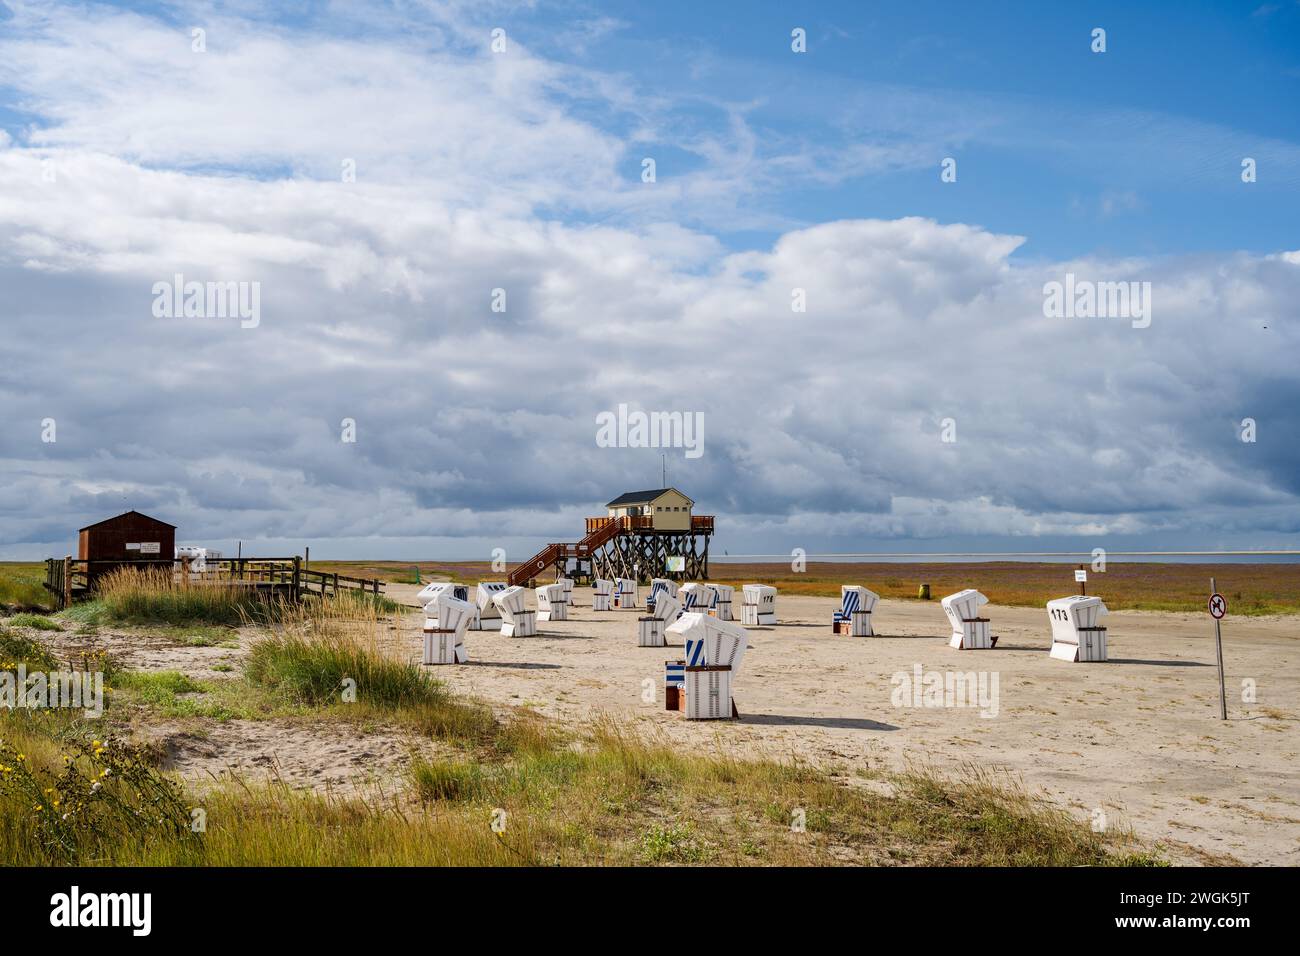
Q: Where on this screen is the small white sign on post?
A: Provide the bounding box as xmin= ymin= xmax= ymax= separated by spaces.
xmin=1074 ymin=569 xmax=1088 ymax=583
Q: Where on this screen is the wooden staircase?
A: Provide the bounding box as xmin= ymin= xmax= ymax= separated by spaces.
xmin=506 ymin=517 xmax=626 ymax=587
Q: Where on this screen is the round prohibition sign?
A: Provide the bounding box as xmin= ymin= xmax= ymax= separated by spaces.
xmin=1209 ymin=593 xmax=1227 ymax=619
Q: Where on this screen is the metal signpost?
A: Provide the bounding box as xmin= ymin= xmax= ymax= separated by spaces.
xmin=1209 ymin=579 xmax=1227 ymax=720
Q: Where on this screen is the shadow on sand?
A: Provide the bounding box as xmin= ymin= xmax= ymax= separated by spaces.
xmin=468 ymin=661 xmax=563 ymax=670
xmin=857 ymin=633 xmax=951 ymax=640
xmin=740 ymin=713 xmax=900 ymax=731
xmin=1106 ymin=657 xmax=1211 ymax=668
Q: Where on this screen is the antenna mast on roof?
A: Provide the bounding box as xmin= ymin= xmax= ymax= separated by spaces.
xmin=662 ymin=454 xmax=666 ymax=487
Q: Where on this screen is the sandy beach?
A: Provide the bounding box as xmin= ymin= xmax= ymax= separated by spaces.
xmin=388 ymin=585 xmax=1300 ymax=865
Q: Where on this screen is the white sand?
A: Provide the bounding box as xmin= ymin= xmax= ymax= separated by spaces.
xmin=394 ymin=585 xmax=1300 ymax=865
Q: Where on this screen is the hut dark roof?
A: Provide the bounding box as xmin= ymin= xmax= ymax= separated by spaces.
xmin=78 ymin=510 xmax=176 ymax=532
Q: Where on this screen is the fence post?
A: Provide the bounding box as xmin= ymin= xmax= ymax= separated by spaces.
xmin=292 ymin=556 xmax=301 ymax=602
xmin=62 ymin=556 xmax=72 ymax=609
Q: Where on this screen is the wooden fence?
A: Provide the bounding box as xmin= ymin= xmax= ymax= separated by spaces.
xmin=43 ymin=556 xmax=384 ymax=609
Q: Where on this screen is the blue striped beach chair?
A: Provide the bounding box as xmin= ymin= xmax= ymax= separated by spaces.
xmin=833 ymin=586 xmax=876 ymax=636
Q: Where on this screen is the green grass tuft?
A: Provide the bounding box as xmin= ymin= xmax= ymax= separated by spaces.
xmin=245 ymin=631 xmax=441 ymax=709
xmin=4 ymin=613 xmax=62 ymax=631
xmin=639 ymin=822 xmax=710 ymax=863
xmin=54 ymin=600 xmax=106 ymax=628
xmin=410 ymin=757 xmax=485 ymax=802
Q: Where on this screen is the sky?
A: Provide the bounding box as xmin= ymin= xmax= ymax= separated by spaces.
xmin=0 ymin=0 xmax=1298 ymax=561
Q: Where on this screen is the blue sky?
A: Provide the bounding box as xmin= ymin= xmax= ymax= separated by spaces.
xmin=390 ymin=0 xmax=1300 ymax=260
xmin=563 ymin=0 xmax=1300 ymax=258
xmin=0 ymin=1 xmax=1297 ymax=560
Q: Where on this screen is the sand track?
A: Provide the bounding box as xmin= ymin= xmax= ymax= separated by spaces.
xmin=132 ymin=718 xmax=422 ymax=796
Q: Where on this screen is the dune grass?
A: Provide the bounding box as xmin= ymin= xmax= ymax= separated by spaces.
xmin=0 ymin=564 xmax=57 ymax=612
xmin=242 ymin=597 xmax=500 ymax=740
xmin=245 ymin=631 xmax=437 ymax=708
xmin=61 ymin=567 xmax=401 ymax=629
xmin=0 ymin=727 xmax=194 ymax=864
xmin=91 ymin=567 xmax=275 ymax=626
xmin=48 ymin=602 xmax=231 ymax=652
xmin=0 ymin=699 xmax=1160 ymax=866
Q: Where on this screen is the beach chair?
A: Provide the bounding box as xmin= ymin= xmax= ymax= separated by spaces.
xmin=1047 ymin=595 xmax=1109 ymax=662
xmin=833 ymin=585 xmax=878 ymax=636
xmin=679 ymin=583 xmax=713 ymax=618
xmin=591 ymin=578 xmax=613 ymax=611
xmin=557 ymin=576 xmax=575 ymax=608
xmin=493 ymin=585 xmax=537 ymax=637
xmin=420 ymin=583 xmax=476 ymax=627
xmin=942 ymin=589 xmax=995 ymax=649
xmin=666 ymin=612 xmax=748 ymax=719
xmin=476 ymin=582 xmax=509 ymax=630
xmin=647 ymin=578 xmax=678 ymax=613
xmin=706 ymin=584 xmax=734 ymax=621
xmin=417 ymin=582 xmax=448 ymax=605
xmin=614 ymin=578 xmax=639 ymax=609
xmin=536 ymin=582 xmax=568 ymax=622
xmin=418 ymin=582 xmax=471 ymax=604
xmin=741 ymin=584 xmax=777 ymax=627
xmin=638 ymin=593 xmax=681 ymax=647
xmin=422 ymin=593 xmax=475 ymax=664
